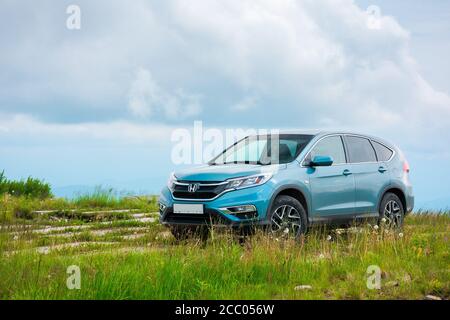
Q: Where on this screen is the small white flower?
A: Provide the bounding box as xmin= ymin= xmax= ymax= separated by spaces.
xmin=326 ymin=235 xmax=332 ymax=241
xmin=398 ymin=233 xmax=404 ymax=238
xmin=381 ymin=218 xmax=387 ymax=223
xmin=373 ymin=225 xmax=379 ymax=230
xmin=336 ymin=230 xmax=342 ymax=235
xmin=318 ymin=253 xmax=325 ymax=259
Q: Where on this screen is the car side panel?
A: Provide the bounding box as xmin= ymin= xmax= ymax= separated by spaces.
xmin=351 ymin=162 xmax=391 ymax=214
xmin=307 ymin=165 xmax=356 ymax=217
xmin=382 ymin=152 xmax=414 ymax=213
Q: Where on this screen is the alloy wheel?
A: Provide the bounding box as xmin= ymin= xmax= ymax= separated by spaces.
xmin=270 ymin=205 xmax=302 ymax=238
xmin=383 ymin=200 xmax=403 ymax=228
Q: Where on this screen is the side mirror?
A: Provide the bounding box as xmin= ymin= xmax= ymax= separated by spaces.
xmin=310 ymin=155 xmax=333 ymax=167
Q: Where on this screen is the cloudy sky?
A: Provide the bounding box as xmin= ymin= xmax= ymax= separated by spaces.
xmin=0 ymin=0 xmax=449 ymax=208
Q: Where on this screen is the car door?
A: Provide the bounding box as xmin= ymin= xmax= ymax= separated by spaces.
xmin=344 ymin=135 xmax=389 ymax=215
xmin=306 ymin=135 xmax=355 ymax=217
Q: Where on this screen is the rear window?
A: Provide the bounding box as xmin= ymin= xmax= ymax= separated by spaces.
xmin=372 ymin=141 xmax=393 ymax=161
xmin=345 ymin=136 xmax=377 ymax=163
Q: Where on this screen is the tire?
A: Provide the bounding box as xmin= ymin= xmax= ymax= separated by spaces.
xmin=268 ymin=195 xmax=308 ymax=239
xmin=378 ymin=192 xmax=405 ymax=229
xmin=169 ymin=225 xmax=209 ymax=241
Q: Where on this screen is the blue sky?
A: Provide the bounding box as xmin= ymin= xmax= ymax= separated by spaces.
xmin=0 ymin=0 xmax=449 ymax=209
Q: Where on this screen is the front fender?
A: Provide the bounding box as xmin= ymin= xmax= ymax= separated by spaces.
xmin=265 ymin=182 xmax=311 ymax=224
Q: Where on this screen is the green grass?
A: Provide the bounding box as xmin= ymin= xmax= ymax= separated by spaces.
xmin=0 ymin=171 xmax=52 ymax=199
xmin=0 ymin=191 xmax=158 ymax=222
xmin=0 ymin=212 xmax=448 ymax=300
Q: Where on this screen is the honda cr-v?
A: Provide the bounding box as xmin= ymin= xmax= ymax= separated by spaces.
xmin=159 ymin=131 xmax=414 ymax=239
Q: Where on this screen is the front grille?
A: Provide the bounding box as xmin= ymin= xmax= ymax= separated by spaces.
xmin=172 ymin=181 xmax=228 ymax=200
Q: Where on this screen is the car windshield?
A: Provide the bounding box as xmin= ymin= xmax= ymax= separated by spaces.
xmin=210 ymin=134 xmax=314 ymax=165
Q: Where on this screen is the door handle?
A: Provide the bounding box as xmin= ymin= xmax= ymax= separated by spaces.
xmin=378 ymin=166 xmax=387 ymax=173
xmin=343 ymin=169 xmax=352 ymax=176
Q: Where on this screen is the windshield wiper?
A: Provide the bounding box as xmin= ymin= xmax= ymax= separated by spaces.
xmin=211 ymin=161 xmax=270 ymax=166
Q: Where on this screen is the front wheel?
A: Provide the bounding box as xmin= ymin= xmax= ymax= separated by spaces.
xmin=269 ymin=195 xmax=308 ymax=239
xmin=379 ymin=192 xmax=404 ymax=229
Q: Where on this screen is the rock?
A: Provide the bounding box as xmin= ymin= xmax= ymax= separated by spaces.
xmin=294 ymin=285 xmax=312 ymax=291
xmin=424 ymin=295 xmax=442 ymax=301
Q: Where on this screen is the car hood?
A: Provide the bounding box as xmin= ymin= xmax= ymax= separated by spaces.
xmin=174 ymin=164 xmax=286 ymax=182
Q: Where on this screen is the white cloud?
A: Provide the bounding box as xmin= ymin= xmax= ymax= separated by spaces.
xmin=231 ymin=96 xmax=258 ymax=112
xmin=127 ymin=68 xmax=202 ymax=120
xmin=0 ymin=113 xmax=174 ymax=147
xmin=0 ymin=1 xmax=449 ymax=154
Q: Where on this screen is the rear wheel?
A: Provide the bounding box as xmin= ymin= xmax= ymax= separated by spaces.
xmin=379 ymin=192 xmax=404 ymax=229
xmin=269 ymin=195 xmax=308 ymax=239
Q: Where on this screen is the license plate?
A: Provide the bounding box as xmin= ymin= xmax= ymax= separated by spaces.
xmin=173 ymin=204 xmax=204 ymax=214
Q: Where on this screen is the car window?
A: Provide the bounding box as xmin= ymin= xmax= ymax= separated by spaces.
xmin=309 ymin=136 xmax=346 ymax=165
xmin=345 ymin=136 xmax=377 ymax=163
xmin=212 ymin=134 xmax=313 ymax=165
xmin=372 ymin=141 xmax=393 ymax=161
xmin=223 ymin=138 xmax=267 ymax=163
xmin=281 ymin=139 xmax=299 ymax=157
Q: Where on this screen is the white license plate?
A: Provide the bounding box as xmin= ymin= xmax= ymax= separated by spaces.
xmin=173 ymin=204 xmax=204 ymax=214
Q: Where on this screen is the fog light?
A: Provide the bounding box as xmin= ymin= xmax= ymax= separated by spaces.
xmin=159 ymin=202 xmax=167 ymax=213
xmin=220 ymin=205 xmax=257 ymax=219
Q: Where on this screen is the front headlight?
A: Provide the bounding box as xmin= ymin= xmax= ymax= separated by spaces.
xmin=167 ymin=172 xmax=177 ymax=190
xmin=225 ymin=173 xmax=272 ymax=190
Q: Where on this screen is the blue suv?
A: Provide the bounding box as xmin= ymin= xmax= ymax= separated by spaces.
xmin=159 ymin=131 xmax=414 ymax=239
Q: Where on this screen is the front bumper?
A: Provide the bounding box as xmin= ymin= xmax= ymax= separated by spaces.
xmin=158 ymin=183 xmax=274 ymax=227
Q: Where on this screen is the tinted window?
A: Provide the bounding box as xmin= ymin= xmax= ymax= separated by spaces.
xmin=346 ymin=136 xmax=377 ymax=163
xmin=212 ymin=134 xmax=313 ymax=165
xmin=372 ymin=141 xmax=393 ymax=161
xmin=309 ymin=136 xmax=346 ymax=165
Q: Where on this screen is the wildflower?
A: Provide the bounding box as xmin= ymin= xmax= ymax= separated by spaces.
xmin=336 ymin=230 xmax=342 ymax=235
xmin=326 ymin=235 xmax=332 ymax=241
xmin=318 ymin=253 xmax=325 ymax=259
xmin=373 ymin=225 xmax=379 ymax=230
xmin=381 ymin=218 xmax=387 ymax=223
xmin=398 ymin=233 xmax=404 ymax=238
